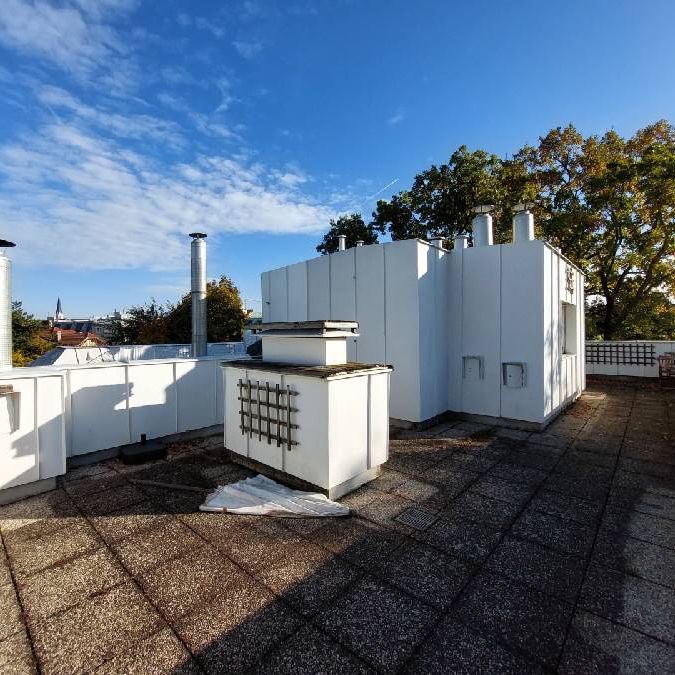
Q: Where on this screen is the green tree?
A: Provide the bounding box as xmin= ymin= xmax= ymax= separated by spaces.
xmin=11 ymin=302 xmax=51 ymax=366
xmin=369 ymin=125 xmax=674 ymax=340
xmin=517 ymin=121 xmax=675 ymax=339
xmin=316 ymin=213 xmax=384 ymax=254
xmin=165 ymin=275 xmax=247 ymax=343
xmin=371 ymin=146 xmax=513 ymax=245
xmin=108 ymin=301 xmax=168 ymax=345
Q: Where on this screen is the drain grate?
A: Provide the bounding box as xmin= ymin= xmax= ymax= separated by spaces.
xmin=395 ymin=507 xmax=439 ymax=531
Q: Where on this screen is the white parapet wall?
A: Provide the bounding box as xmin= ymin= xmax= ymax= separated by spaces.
xmin=0 ymin=356 xmax=229 ymax=502
xmin=585 ymin=340 xmax=675 ymax=378
xmin=64 ymin=356 xmax=225 ymax=457
xmin=0 ymin=368 xmax=66 ymax=496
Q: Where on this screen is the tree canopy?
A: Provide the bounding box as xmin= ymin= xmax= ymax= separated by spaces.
xmin=110 ymin=275 xmax=247 ymax=345
xmin=11 ymin=302 xmax=51 ymax=366
xmin=516 ymin=121 xmax=675 ymax=340
xmin=318 ymin=121 xmax=674 ymax=340
xmin=316 ymin=213 xmax=383 ymax=254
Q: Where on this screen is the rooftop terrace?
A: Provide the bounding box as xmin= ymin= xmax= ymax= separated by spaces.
xmin=1 ymin=382 xmax=673 ymax=673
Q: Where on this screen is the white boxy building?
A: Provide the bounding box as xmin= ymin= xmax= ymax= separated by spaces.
xmin=261 ymin=208 xmax=585 ymax=428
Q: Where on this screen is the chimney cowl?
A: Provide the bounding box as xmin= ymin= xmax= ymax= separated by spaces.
xmin=471 ymin=205 xmax=494 ymax=247
xmin=512 ymin=203 xmax=535 ymax=242
xmin=337 ymin=234 xmax=346 ymax=251
xmin=454 ymin=235 xmax=469 ymax=250
xmin=355 ymin=240 xmax=364 ymax=247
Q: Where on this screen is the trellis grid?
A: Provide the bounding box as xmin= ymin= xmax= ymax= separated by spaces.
xmin=237 ymin=379 xmax=299 ymax=451
xmin=585 ymin=343 xmax=656 ymax=366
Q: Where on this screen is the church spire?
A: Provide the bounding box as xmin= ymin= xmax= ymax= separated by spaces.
xmin=56 ymin=297 xmax=63 ymax=320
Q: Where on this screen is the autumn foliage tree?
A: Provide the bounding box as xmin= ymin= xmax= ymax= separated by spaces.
xmin=517 ymin=121 xmax=675 ymax=339
xmin=11 ymin=302 xmax=51 ymax=366
xmin=165 ymin=275 xmax=247 ymax=343
xmin=110 ymin=275 xmax=247 ymax=345
xmin=342 ymin=122 xmax=675 ymax=340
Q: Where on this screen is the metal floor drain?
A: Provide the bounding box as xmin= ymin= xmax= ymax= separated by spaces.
xmin=395 ymin=507 xmax=438 ymax=530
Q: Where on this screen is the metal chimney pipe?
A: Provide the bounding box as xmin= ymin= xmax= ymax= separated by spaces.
xmin=471 ymin=205 xmax=494 ymax=247
xmin=0 ymin=239 xmax=15 ymax=370
xmin=454 ymin=235 xmax=468 ymax=250
xmin=337 ymin=234 xmax=346 ymax=251
xmin=356 ymin=240 xmax=364 ymax=247
xmin=189 ymin=233 xmax=207 ymax=358
xmin=512 ymin=203 xmax=535 ymax=242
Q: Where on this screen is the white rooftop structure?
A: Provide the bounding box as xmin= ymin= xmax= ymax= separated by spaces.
xmin=261 ymin=208 xmax=585 ymax=428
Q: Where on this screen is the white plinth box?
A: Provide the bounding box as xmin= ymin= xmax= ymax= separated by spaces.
xmin=223 ymin=362 xmax=390 ymax=498
xmin=222 ymin=321 xmax=393 ymax=498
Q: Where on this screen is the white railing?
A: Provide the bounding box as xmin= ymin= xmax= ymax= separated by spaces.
xmin=585 ymin=340 xmax=675 ymax=377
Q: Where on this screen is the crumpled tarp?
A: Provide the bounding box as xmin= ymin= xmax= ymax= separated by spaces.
xmin=200 ymin=474 xmax=349 ymax=518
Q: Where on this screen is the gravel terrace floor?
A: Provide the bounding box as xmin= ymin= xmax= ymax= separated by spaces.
xmin=1 ymin=381 xmax=674 ymax=674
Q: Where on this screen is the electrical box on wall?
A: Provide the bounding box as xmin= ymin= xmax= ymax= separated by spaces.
xmin=502 ymin=362 xmax=526 ymax=388
xmin=463 ymin=356 xmax=484 ymax=381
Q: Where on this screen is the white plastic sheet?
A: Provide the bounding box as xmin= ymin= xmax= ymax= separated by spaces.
xmin=200 ymin=474 xmax=350 ymax=518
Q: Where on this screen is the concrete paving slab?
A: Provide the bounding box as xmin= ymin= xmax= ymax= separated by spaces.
xmin=30 ymin=582 xmax=162 ymax=674
xmin=314 ymin=576 xmax=438 ymax=672
xmin=454 ymin=570 xmax=573 ymax=668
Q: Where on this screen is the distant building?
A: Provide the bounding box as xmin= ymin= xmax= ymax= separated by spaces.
xmin=47 ymin=298 xmax=122 ymax=342
xmin=42 ymin=326 xmax=107 ymax=348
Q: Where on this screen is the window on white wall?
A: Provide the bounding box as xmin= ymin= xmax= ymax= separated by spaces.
xmin=561 ymin=302 xmax=577 ymax=355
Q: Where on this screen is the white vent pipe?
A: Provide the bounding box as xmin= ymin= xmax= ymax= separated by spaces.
xmin=512 ymin=203 xmax=535 ymax=242
xmin=356 ymin=240 xmax=364 ymax=247
xmin=471 ymin=205 xmax=494 ymax=247
xmin=454 ymin=235 xmax=468 ymax=249
xmin=430 ymin=237 xmax=444 ymax=249
xmin=190 ymin=233 xmax=207 ymax=358
xmin=0 ymin=240 xmax=14 ymax=370
xmin=337 ymin=234 xmax=346 ymax=251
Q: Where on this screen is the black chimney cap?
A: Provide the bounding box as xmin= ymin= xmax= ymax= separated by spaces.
xmin=0 ymin=239 xmax=15 ymax=248
xmin=189 ymin=232 xmax=207 ymax=239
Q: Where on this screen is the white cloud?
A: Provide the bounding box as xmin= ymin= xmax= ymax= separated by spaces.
xmin=0 ymin=113 xmax=334 ymax=271
xmin=156 ymin=91 xmax=242 ymax=143
xmin=38 ymin=85 xmax=185 ymax=148
xmin=0 ymin=0 xmax=136 ymax=87
xmin=176 ymin=11 xmax=226 ymax=39
xmin=272 ymin=168 xmax=309 ymax=189
xmin=233 ymin=40 xmax=263 ymax=59
xmin=214 ymin=77 xmax=236 ymax=113
xmin=387 ymin=108 xmax=405 ymax=125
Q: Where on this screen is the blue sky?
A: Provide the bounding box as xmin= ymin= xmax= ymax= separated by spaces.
xmin=1 ymin=0 xmax=674 ymax=319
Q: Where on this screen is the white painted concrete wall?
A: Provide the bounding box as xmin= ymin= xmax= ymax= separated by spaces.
xmin=65 ymin=357 xmax=225 ymax=457
xmin=262 ymin=238 xmax=585 ymax=426
xmin=0 ymin=369 xmax=66 ymax=490
xmin=447 ymin=240 xmax=584 ymax=424
xmin=585 ymin=341 xmax=675 ymax=377
xmin=262 ymin=240 xmax=425 ymax=421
